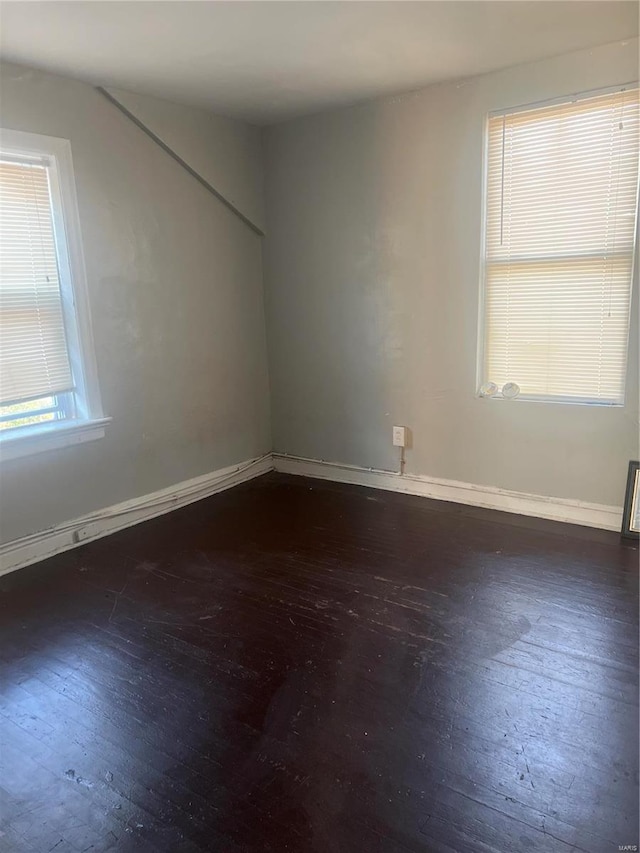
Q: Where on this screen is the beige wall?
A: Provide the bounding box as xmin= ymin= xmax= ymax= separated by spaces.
xmin=263 ymin=39 xmax=639 ymax=506
xmin=0 ymin=62 xmax=271 ymax=543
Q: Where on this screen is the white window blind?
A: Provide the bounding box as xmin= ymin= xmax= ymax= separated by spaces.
xmin=481 ymin=86 xmax=639 ymax=404
xmin=0 ymin=156 xmax=74 ymax=405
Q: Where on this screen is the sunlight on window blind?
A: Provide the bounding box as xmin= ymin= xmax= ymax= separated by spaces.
xmin=482 ymin=87 xmax=639 ymax=404
xmin=0 ymin=157 xmax=73 ymax=406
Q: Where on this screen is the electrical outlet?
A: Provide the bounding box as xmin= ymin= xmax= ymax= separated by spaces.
xmin=392 ymin=425 xmax=406 ymax=447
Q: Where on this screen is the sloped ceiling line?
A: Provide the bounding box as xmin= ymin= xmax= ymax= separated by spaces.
xmin=96 ymin=86 xmax=265 ymax=237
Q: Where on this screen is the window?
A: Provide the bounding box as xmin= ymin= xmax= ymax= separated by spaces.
xmin=0 ymin=129 xmax=108 ymax=459
xmin=479 ymin=86 xmax=639 ymax=404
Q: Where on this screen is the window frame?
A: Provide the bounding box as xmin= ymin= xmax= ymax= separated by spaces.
xmin=0 ymin=128 xmax=109 ymax=460
xmin=476 ymin=83 xmax=639 ymax=407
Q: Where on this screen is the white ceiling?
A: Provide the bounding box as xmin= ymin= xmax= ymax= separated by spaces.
xmin=1 ymin=1 xmax=638 ymax=125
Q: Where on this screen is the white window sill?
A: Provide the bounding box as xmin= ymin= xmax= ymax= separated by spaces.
xmin=476 ymin=394 xmax=623 ymax=407
xmin=0 ymin=417 xmax=111 ymax=462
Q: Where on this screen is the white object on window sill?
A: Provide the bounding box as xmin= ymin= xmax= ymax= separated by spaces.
xmin=501 ymin=382 xmax=520 ymax=400
xmin=0 ymin=417 xmax=111 ymax=462
xmin=479 ymin=382 xmax=499 ymax=398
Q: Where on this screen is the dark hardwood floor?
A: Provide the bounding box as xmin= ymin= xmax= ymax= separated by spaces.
xmin=0 ymin=472 xmax=638 ymax=853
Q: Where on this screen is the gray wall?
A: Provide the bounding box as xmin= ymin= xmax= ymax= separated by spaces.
xmin=1 ymin=39 xmax=637 ymax=545
xmin=103 ymin=87 xmax=266 ymax=232
xmin=0 ymin=62 xmax=271 ymax=543
xmin=263 ymin=39 xmax=639 ymax=507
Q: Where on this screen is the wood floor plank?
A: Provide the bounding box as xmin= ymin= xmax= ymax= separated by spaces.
xmin=1 ymin=472 xmax=638 ymax=852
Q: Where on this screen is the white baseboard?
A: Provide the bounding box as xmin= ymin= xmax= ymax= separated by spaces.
xmin=1 ymin=450 xmax=622 ymax=578
xmin=0 ymin=454 xmax=273 ymax=578
xmin=272 ymin=453 xmax=623 ymax=532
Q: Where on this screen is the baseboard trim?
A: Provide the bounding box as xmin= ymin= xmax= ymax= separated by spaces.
xmin=0 ymin=454 xmax=273 ymax=578
xmin=272 ymin=453 xmax=622 ymax=532
xmin=1 ymin=451 xmax=623 ymax=577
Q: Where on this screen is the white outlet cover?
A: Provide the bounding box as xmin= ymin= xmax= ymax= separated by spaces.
xmin=392 ymin=426 xmax=406 ymax=447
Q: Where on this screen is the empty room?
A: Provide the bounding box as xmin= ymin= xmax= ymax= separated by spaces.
xmin=0 ymin=1 xmax=638 ymax=851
